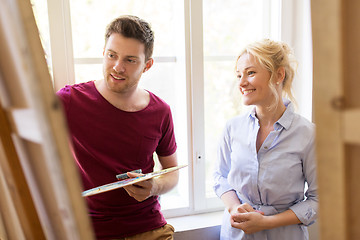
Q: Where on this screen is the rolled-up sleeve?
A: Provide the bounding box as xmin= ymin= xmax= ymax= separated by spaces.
xmin=213 ymin=123 xmax=234 ymax=197
xmin=290 ymin=133 xmax=318 ymax=226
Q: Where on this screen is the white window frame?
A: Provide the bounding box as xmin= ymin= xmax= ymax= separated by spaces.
xmin=45 ymin=0 xmax=312 ymax=219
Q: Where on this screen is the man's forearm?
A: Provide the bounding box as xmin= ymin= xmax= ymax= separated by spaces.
xmin=152 ymin=171 xmax=179 ymax=196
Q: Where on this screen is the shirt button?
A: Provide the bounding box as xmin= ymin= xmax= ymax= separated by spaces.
xmin=264 ymin=146 xmax=268 ymax=150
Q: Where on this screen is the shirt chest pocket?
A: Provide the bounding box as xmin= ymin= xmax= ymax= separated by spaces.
xmin=136 ymin=135 xmax=160 ymax=164
xmin=259 ymin=152 xmax=303 ymax=185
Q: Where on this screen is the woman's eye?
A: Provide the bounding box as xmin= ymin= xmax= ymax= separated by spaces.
xmin=248 ymin=71 xmax=255 ymax=75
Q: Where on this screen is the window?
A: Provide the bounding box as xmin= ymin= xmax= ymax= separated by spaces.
xmin=203 ymin=0 xmax=277 ymax=201
xmin=31 ymin=0 xmax=312 ymax=218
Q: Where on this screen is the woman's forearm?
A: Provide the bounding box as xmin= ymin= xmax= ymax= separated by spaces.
xmin=263 ymin=209 xmax=301 ymax=229
xmin=220 ymin=190 xmax=241 ymax=213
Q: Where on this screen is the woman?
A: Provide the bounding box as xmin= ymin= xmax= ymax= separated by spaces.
xmin=213 ymin=39 xmax=317 ymax=240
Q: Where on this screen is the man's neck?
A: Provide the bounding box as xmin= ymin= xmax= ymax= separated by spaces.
xmin=94 ymin=80 xmax=150 ymax=112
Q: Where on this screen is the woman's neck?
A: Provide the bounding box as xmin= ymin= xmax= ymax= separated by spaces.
xmin=255 ymin=102 xmax=286 ymax=128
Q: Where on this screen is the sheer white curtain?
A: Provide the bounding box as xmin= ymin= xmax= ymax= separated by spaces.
xmin=281 ymin=0 xmax=313 ymax=121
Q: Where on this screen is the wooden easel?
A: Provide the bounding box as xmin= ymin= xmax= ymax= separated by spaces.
xmin=0 ymin=0 xmax=94 ymax=239
xmin=312 ymin=0 xmax=360 ymax=239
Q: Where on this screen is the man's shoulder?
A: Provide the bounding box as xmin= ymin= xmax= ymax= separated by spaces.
xmin=69 ymin=81 xmax=94 ymax=92
xmin=57 ymin=81 xmax=95 ymax=96
xmin=147 ymin=90 xmax=171 ymax=109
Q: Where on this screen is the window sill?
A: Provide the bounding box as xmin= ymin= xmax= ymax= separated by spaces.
xmin=166 ymin=210 xmax=223 ymax=232
xmin=166 ymin=210 xmax=319 ymax=240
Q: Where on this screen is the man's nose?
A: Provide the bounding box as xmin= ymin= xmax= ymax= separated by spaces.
xmin=113 ymin=60 xmax=125 ymax=73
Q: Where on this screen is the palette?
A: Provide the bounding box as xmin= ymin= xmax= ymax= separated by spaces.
xmin=82 ymin=165 xmax=187 ymax=197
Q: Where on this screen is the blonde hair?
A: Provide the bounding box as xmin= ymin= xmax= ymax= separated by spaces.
xmin=236 ymin=39 xmax=297 ymax=111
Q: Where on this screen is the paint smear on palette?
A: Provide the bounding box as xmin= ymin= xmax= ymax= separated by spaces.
xmin=82 ymin=165 xmax=187 ymax=197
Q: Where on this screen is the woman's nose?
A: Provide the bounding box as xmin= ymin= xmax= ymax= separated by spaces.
xmin=239 ymin=76 xmax=248 ymax=87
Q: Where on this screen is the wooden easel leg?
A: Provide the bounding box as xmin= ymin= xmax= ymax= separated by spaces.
xmin=0 ymin=99 xmax=45 ymax=240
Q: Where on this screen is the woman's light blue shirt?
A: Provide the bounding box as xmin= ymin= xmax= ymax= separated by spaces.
xmin=213 ymin=101 xmax=318 ymax=240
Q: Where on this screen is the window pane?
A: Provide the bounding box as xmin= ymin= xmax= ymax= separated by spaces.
xmin=69 ymin=0 xmax=188 ymax=210
xmin=204 ymin=60 xmax=244 ymax=198
xmin=203 ymin=0 xmax=266 ymax=198
xmin=203 ymin=0 xmax=265 ymax=56
xmin=31 ymin=0 xmax=53 ymax=77
xmin=139 ymin=61 xmax=189 ymax=210
xmin=74 ymin=64 xmax=103 ymax=83
xmin=70 ymin=0 xmax=182 ymax=58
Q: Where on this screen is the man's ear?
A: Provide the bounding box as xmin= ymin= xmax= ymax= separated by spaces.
xmin=143 ymin=58 xmax=154 ymax=72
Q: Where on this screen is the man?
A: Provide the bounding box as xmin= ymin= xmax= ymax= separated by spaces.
xmin=57 ymin=15 xmax=178 ymax=240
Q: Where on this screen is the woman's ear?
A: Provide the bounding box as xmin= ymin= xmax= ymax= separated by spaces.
xmin=276 ymin=67 xmax=286 ymax=84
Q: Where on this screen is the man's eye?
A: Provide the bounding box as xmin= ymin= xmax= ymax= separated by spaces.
xmin=128 ymin=59 xmax=136 ymax=63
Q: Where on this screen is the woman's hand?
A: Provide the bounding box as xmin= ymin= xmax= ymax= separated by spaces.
xmin=230 ymin=211 xmax=267 ymax=234
xmin=228 ymin=202 xmax=266 ymax=234
xmin=230 ymin=206 xmax=301 ymax=234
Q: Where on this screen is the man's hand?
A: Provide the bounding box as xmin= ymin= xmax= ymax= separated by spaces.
xmin=123 ymin=172 xmax=158 ymax=202
xmin=123 ymin=152 xmax=179 ymax=202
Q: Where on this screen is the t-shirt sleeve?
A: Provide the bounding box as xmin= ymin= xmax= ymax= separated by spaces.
xmin=56 ymin=85 xmax=72 ymax=113
xmin=156 ymin=107 xmax=177 ymax=157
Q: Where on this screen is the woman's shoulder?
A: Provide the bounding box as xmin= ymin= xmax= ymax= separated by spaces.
xmin=225 ymin=109 xmax=253 ymax=130
xmin=291 ymin=112 xmax=316 ymax=136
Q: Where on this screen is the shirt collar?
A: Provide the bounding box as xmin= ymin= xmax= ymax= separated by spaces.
xmin=276 ymin=99 xmax=294 ymax=130
xmin=248 ymin=99 xmax=295 ymax=131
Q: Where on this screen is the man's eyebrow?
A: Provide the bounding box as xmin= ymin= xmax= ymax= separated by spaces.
xmin=105 ymin=49 xmax=139 ymax=59
xmin=126 ymin=55 xmax=140 ymax=59
xmin=105 ymin=49 xmax=117 ymax=54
